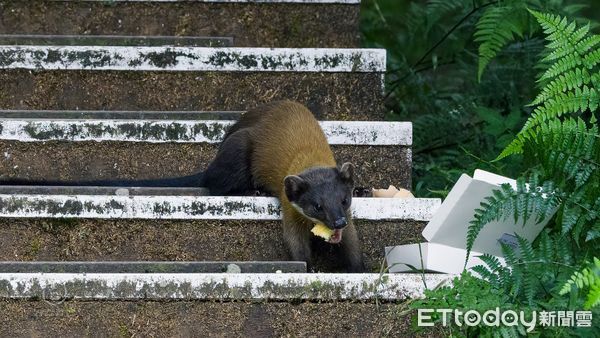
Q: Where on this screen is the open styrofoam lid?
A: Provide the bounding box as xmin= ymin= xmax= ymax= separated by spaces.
xmin=420 ymin=170 xmax=546 ymax=257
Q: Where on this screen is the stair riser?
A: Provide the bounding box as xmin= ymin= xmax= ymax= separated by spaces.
xmin=0 ymin=141 xmax=411 ymax=189
xmin=0 ymin=1 xmax=360 ymax=47
xmin=0 ymin=301 xmax=415 ymax=337
xmin=0 ymin=219 xmax=426 ymax=272
xmin=0 ymin=261 xmax=307 ymax=273
xmin=0 ymin=71 xmax=384 ymax=120
xmin=0 ymin=34 xmax=233 ymax=47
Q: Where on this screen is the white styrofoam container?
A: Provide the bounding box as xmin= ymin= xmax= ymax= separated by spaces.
xmin=386 ymin=169 xmax=554 ymax=274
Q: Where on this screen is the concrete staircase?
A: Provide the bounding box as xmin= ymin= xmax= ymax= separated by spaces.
xmin=0 ymin=1 xmax=447 ymax=336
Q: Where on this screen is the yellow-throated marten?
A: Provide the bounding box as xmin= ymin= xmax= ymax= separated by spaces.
xmin=205 ymin=100 xmax=364 ymax=272
xmin=2 ymin=101 xmax=365 ymax=272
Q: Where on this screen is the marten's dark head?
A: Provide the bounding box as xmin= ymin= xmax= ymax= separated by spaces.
xmin=284 ymin=163 xmax=354 ymax=244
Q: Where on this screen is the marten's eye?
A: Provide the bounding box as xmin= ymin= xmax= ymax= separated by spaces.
xmin=313 ymin=203 xmax=323 ymax=212
xmin=342 ymin=197 xmax=348 ymax=206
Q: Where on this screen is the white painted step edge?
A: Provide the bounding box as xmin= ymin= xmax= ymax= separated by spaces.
xmin=0 ymin=272 xmax=451 ymax=301
xmin=0 ymin=195 xmax=440 ymax=221
xmin=0 ymin=46 xmax=386 ymax=72
xmin=58 ymin=0 xmax=361 ymax=4
xmin=0 ymin=120 xmax=412 ymax=145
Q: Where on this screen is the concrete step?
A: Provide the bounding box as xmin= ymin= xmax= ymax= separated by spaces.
xmin=0 ymin=272 xmax=448 ymax=301
xmin=0 ymin=112 xmax=411 ymax=188
xmin=0 ymin=194 xmax=439 ymax=271
xmin=0 ymin=112 xmax=411 ymax=144
xmin=0 ymin=46 xmax=384 ymax=72
xmin=0 ymin=193 xmax=437 ymax=219
xmin=0 ymin=271 xmax=448 ymax=336
xmin=0 ymin=46 xmax=385 ymax=119
xmin=0 ymin=261 xmax=306 ymax=273
xmin=0 ymin=0 xmax=361 ymax=48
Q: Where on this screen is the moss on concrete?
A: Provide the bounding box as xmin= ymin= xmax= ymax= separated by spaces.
xmin=0 ymin=2 xmax=360 ymax=48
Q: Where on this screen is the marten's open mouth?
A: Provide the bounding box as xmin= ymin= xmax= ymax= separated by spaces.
xmin=328 ymin=229 xmax=343 ymax=244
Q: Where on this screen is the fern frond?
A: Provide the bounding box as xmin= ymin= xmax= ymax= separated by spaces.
xmin=556 ymin=233 xmax=574 ymax=266
xmin=501 ymin=242 xmax=523 ymax=296
xmin=560 ymin=257 xmax=600 ymax=309
xmin=540 ymin=34 xmax=600 ymax=81
xmin=475 ymin=3 xmax=527 ymax=81
xmin=515 ymin=234 xmax=538 ymax=304
xmin=466 ymin=184 xmax=515 ymax=260
xmin=587 ymin=280 xmax=600 ymax=309
xmin=561 ymin=204 xmax=581 ymax=234
xmin=533 ymin=68 xmax=598 ymax=105
xmin=497 ymin=11 xmax=600 ymax=159
xmin=536 ymin=230 xmax=554 ymax=263
xmin=516 ymin=234 xmax=535 ymax=262
xmin=525 ymin=85 xmax=600 ymax=128
xmin=562 ymin=191 xmax=600 ymax=244
xmin=471 ymin=264 xmax=499 ymax=285
xmin=466 ymin=176 xmax=560 ymax=260
xmin=521 ymin=118 xmax=599 ymax=188
xmin=586 ymin=220 xmax=600 ymax=242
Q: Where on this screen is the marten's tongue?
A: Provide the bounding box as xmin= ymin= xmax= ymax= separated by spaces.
xmin=328 ymin=229 xmax=343 ymax=244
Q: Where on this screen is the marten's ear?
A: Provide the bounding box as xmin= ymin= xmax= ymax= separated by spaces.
xmin=284 ymin=175 xmax=308 ymax=202
xmin=339 ymin=162 xmax=354 ymax=186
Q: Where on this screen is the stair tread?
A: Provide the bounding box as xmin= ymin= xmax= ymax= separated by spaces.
xmin=0 ymin=115 xmax=412 ymax=145
xmin=0 ymin=261 xmax=306 ymax=273
xmin=0 ymin=271 xmax=450 ymax=300
xmin=0 ymin=46 xmax=386 ymax=72
xmin=0 ymin=194 xmax=439 ymax=221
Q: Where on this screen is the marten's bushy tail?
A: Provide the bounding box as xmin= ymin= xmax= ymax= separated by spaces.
xmin=0 ymin=171 xmax=205 ymax=188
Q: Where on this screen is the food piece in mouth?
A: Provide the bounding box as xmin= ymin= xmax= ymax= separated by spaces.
xmin=311 ymin=223 xmax=334 ymax=241
xmin=311 ymin=223 xmax=343 ymax=244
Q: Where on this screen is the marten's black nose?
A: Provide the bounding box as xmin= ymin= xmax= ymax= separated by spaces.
xmin=334 ymin=217 xmax=347 ymax=229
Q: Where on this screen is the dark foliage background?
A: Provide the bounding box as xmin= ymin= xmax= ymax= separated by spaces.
xmin=360 ymin=2 xmax=600 ymax=336
xmin=360 ymin=0 xmax=600 ymax=197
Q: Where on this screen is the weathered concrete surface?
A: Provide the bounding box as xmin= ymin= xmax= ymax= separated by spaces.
xmin=0 ymin=195 xmax=438 ymax=222
xmin=0 ymin=261 xmax=306 ymax=273
xmin=0 ymin=219 xmax=427 ymax=272
xmin=0 ymin=119 xmax=411 ymax=145
xmin=0 ymin=141 xmax=411 ymax=189
xmin=0 ymin=46 xmax=385 ymax=72
xmin=0 ymin=273 xmax=449 ymax=300
xmin=0 ymin=1 xmax=361 ymax=47
xmin=0 ymin=70 xmax=385 ymax=120
xmin=0 ymin=301 xmax=441 ymax=337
